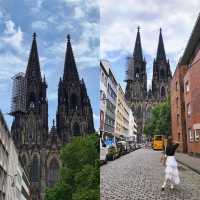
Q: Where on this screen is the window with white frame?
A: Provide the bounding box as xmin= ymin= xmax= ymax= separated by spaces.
xmin=195 ymin=129 xmax=200 ymax=142
xmin=188 ymin=128 xmax=193 ymax=142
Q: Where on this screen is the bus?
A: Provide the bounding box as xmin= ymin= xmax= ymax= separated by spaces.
xmin=152 ymin=135 xmax=165 ymax=150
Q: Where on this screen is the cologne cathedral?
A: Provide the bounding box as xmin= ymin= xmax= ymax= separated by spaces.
xmin=11 ymin=33 xmax=95 ymax=199
xmin=125 ymin=27 xmax=172 ymax=142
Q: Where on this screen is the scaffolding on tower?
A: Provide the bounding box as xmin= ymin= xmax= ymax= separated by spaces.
xmin=10 ymin=72 xmax=26 ymax=115
xmin=125 ymin=56 xmax=134 ymax=81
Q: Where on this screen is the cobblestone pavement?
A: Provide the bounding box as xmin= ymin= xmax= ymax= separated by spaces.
xmin=100 ymin=149 xmax=200 ymax=200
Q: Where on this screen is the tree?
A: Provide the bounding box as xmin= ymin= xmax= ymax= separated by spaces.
xmin=144 ymin=98 xmax=171 ymax=137
xmin=45 ymin=134 xmax=100 ymax=200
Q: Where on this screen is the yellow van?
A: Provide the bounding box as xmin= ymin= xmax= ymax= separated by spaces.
xmin=153 ymin=135 xmax=164 ymax=150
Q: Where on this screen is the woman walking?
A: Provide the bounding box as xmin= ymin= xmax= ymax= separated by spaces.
xmin=161 ymin=136 xmax=180 ymax=190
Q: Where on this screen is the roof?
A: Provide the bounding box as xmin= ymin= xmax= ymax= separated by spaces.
xmin=180 ymin=13 xmax=200 ymax=65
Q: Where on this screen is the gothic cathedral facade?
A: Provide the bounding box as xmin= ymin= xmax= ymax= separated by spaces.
xmin=125 ymin=28 xmax=172 ymax=142
xmin=11 ymin=33 xmax=95 ymax=200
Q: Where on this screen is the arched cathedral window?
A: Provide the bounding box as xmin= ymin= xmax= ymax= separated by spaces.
xmin=31 ymin=156 xmax=39 ymax=182
xmin=135 ymin=68 xmax=139 ymax=78
xmin=161 ymin=87 xmax=165 ymax=97
xmin=48 ymin=158 xmax=59 ymax=187
xmin=70 ymin=94 xmax=78 ymax=110
xmin=73 ymin=122 xmax=81 ymax=136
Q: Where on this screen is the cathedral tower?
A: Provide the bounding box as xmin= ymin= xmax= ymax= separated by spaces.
xmin=125 ymin=27 xmax=147 ymax=142
xmin=11 ymin=33 xmax=48 ymax=200
xmin=56 ymin=35 xmax=94 ymax=143
xmin=125 ymin=27 xmax=147 ymax=101
xmin=152 ymin=29 xmax=172 ymax=100
xmin=11 ymin=33 xmax=95 ymax=200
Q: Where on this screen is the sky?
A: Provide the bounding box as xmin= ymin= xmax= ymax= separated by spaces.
xmin=0 ymin=0 xmax=99 ymax=130
xmin=101 ymin=0 xmax=200 ymax=90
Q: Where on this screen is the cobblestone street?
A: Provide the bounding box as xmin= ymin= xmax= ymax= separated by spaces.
xmin=101 ymin=149 xmax=200 ymax=200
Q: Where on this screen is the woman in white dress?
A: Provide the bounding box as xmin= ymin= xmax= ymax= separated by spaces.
xmin=161 ymin=136 xmax=180 ymax=190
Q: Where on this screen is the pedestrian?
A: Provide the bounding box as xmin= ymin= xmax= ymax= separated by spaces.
xmin=161 ymin=136 xmax=180 ymax=190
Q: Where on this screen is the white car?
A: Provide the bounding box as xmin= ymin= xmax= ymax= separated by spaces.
xmin=100 ymin=139 xmax=108 ymax=164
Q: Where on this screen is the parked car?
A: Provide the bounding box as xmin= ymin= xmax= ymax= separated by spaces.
xmin=107 ymin=146 xmax=120 ymax=161
xmin=100 ymin=139 xmax=108 ymax=165
xmin=129 ymin=142 xmax=137 ymax=151
xmin=116 ymin=141 xmax=127 ymax=156
xmin=126 ymin=142 xmax=131 ymax=153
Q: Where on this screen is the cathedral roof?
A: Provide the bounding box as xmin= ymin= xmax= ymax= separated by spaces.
xmin=25 ymin=33 xmax=42 ymax=81
xmin=133 ymin=27 xmax=143 ymax=62
xmin=156 ymin=28 xmax=166 ymax=62
xmin=63 ymin=35 xmax=80 ymax=82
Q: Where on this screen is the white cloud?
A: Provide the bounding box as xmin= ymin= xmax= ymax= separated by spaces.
xmin=101 ymin=0 xmax=200 ymax=63
xmin=32 ymin=20 xmax=48 ymax=30
xmin=1 ymin=20 xmax=24 ymax=50
xmin=0 ymin=53 xmax=25 ymax=81
xmin=74 ymin=7 xmax=85 ymax=19
xmin=4 ymin=20 xmax=16 ymax=34
xmin=26 ymin=0 xmax=44 ymax=13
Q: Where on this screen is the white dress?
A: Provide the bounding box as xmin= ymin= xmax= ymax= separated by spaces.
xmin=165 ymin=156 xmax=180 ymax=184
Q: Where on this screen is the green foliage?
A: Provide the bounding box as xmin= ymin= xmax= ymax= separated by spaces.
xmin=45 ymin=134 xmax=100 ymax=200
xmin=144 ymin=98 xmax=171 ymax=137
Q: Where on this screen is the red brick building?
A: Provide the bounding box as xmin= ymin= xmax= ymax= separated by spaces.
xmin=171 ymin=15 xmax=200 ymax=156
xmin=171 ymin=64 xmax=188 ymax=153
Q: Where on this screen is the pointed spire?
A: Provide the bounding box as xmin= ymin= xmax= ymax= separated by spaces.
xmin=63 ymin=34 xmax=79 ymax=82
xmin=50 ymin=119 xmax=56 ymax=135
xmin=133 ymin=26 xmax=143 ymax=62
xmin=43 ymin=74 xmax=46 ymax=82
xmin=156 ymin=28 xmax=166 ymax=61
xmin=25 ymin=32 xmax=42 ymax=81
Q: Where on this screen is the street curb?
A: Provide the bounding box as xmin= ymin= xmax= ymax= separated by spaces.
xmin=100 ymin=148 xmax=141 ymax=166
xmin=176 ymin=159 xmax=200 ymax=175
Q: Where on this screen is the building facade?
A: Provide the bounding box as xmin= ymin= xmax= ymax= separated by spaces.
xmin=170 ymin=64 xmax=188 ymax=153
xmin=0 ymin=111 xmax=9 ymax=200
xmin=125 ymin=27 xmax=172 ymax=141
xmin=100 ymin=61 xmax=108 ymax=134
xmin=0 ymin=111 xmax=30 ymax=200
xmin=100 ymin=60 xmax=137 ymax=145
xmin=115 ymin=84 xmax=130 ymax=139
xmin=100 ymin=60 xmax=117 ymax=145
xmin=10 ymin=33 xmax=94 ymax=199
xmin=171 ymin=15 xmax=200 ymax=156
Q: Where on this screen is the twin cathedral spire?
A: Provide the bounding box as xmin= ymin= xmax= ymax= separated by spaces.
xmin=125 ymin=27 xmax=172 ymax=101
xmin=125 ymin=27 xmax=172 ymax=143
xmin=10 ymin=32 xmax=94 ymax=199
xmin=12 ymin=32 xmax=94 ymax=147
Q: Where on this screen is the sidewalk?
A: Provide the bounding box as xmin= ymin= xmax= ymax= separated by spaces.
xmin=176 ymin=153 xmax=200 ymax=174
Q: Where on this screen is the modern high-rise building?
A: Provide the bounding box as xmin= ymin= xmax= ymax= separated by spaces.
xmin=10 ymin=73 xmax=26 ymax=114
